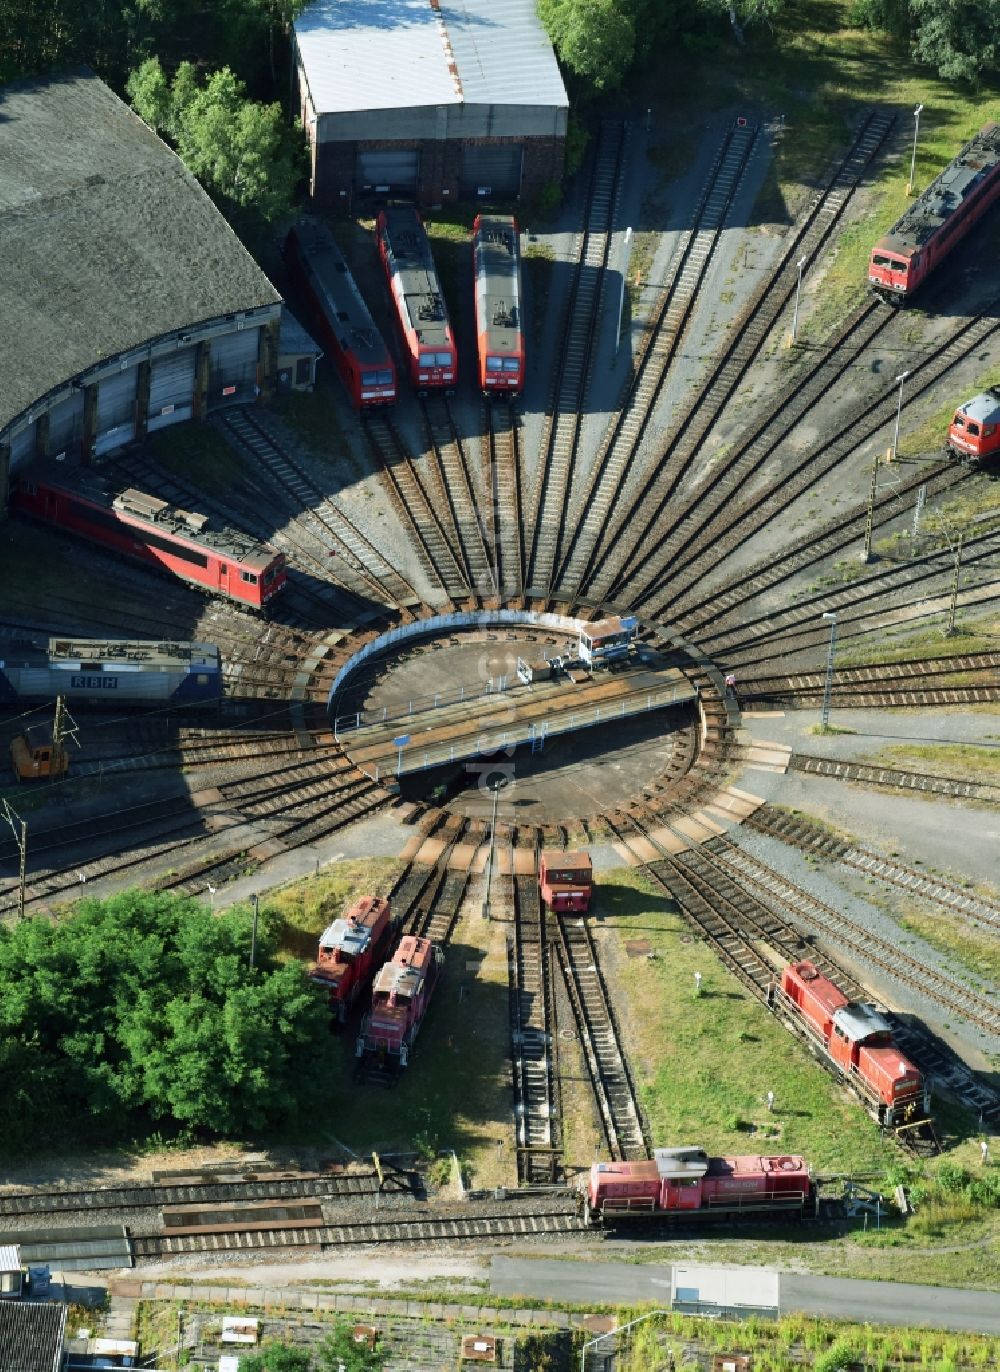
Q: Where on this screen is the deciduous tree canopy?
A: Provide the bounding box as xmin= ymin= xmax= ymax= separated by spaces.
xmin=0 ymin=890 xmax=327 ymax=1154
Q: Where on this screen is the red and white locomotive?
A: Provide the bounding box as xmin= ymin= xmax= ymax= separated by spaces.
xmin=868 ymin=122 xmax=1000 ymax=301
xmin=776 ymin=961 xmax=928 ymax=1128
xmin=539 ymin=850 xmax=593 ymax=913
xmin=947 ymin=388 xmax=1000 ymax=466
xmin=584 ymin=1146 xmax=813 ymax=1225
xmin=473 ymin=214 xmax=524 ymax=395
xmin=356 ymin=933 xmax=444 ymax=1068
xmin=376 ymin=207 xmax=457 ymax=392
xmin=310 ymin=896 xmax=396 ymax=1024
xmin=10 ymin=462 xmax=286 ymax=611
xmin=285 ymin=219 xmax=395 ymax=410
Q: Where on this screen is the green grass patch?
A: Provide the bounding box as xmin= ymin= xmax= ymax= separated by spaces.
xmin=146 ymin=420 xmax=244 ymax=500
xmin=266 ymin=858 xmax=402 ymax=961
xmin=895 ymin=900 xmax=1000 ymax=990
xmin=835 ymin=609 xmax=1000 ymax=665
xmin=868 ymin=741 xmax=1000 ymax=785
xmin=272 ymin=386 xmax=357 ymax=476
xmin=595 ymin=870 xmax=889 ymax=1172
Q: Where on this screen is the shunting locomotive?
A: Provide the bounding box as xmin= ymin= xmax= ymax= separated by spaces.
xmin=775 ymin=961 xmax=929 ymax=1130
xmin=285 ymin=220 xmax=396 ymax=409
xmin=10 ymin=463 xmax=286 ymax=611
xmin=539 ymin=850 xmax=593 ymax=913
xmin=376 ymin=206 xmax=457 ymax=392
xmin=583 ymin=1147 xmax=814 ymax=1225
xmin=311 ymin=895 xmax=396 ymax=1024
xmin=356 ymin=933 xmax=444 ymax=1069
xmin=473 ymin=214 xmax=525 ymax=396
xmin=947 ymin=388 xmax=1000 ymax=466
xmin=868 ymin=122 xmax=1000 ymax=301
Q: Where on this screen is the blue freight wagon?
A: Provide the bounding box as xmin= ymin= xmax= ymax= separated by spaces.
xmin=0 ymin=636 xmax=222 ymax=708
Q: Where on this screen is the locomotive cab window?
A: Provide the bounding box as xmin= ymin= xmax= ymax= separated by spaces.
xmin=434 ymin=352 xmax=451 ymax=367
xmin=241 ymin=570 xmax=259 ymax=585
xmin=419 ymin=352 xmax=437 ymax=367
xmin=377 ymin=369 xmax=392 ymax=385
xmin=486 ymin=357 xmax=504 ymax=372
xmin=503 ymin=358 xmax=520 ymax=372
xmin=362 ymin=371 xmax=379 ymax=386
xmin=967 ymin=422 xmax=981 ymax=436
xmin=953 ymin=414 xmax=966 ymax=428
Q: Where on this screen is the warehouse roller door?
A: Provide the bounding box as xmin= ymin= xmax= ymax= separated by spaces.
xmin=95 ymin=367 xmax=138 ymax=456
xmin=208 ymin=328 xmax=260 ymax=409
xmin=46 ymin=391 xmax=85 ymax=457
xmin=148 ymin=348 xmax=197 ymax=431
xmin=460 ymin=145 xmax=523 ymax=200
xmin=9 ymin=419 xmax=36 ymax=470
xmin=356 ymin=149 xmax=420 ymax=194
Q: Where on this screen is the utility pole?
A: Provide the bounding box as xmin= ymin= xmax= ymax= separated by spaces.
xmin=250 ymin=892 xmax=259 ymax=970
xmin=862 ymin=450 xmax=880 ymax=563
xmin=790 ymin=254 xmax=807 ymax=345
xmin=615 ymin=226 xmax=633 ymax=357
xmin=946 ymin=534 xmax=964 ymax=636
xmin=51 ymin=694 xmax=80 ymax=776
xmin=820 ymin=612 xmax=838 ymax=731
xmin=907 ymin=103 xmax=924 ymax=195
xmin=911 ymin=482 xmax=926 ymax=539
xmin=2 ymin=800 xmax=27 ymax=921
xmin=482 ymin=777 xmax=507 ymax=920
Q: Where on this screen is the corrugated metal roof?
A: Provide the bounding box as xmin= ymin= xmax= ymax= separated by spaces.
xmin=0 ymin=1243 xmax=21 ymax=1270
xmin=295 ymin=0 xmax=567 ymax=114
xmin=0 ymin=1301 xmax=66 ymax=1372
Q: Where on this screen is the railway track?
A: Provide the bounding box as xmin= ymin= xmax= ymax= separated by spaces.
xmin=745 ymin=808 xmax=1000 ymax=934
xmin=555 ymin=118 xmax=759 ymax=600
xmin=217 ymin=407 xmax=422 ymax=611
xmin=130 ymin=1202 xmax=585 ymax=1258
xmin=648 ymin=312 xmax=1000 ymax=622
xmin=788 ymin=753 xmax=1000 ymax=805
xmin=526 ymin=118 xmax=628 ymax=595
xmin=587 ymin=108 xmax=897 ymax=605
xmin=486 ymin=399 xmax=525 ymax=598
xmin=738 ymin=650 xmax=1000 ymax=703
xmin=553 ymin=910 xmax=648 ymax=1162
xmin=0 ymin=1170 xmax=387 ymax=1219
xmin=422 ymin=398 xmax=495 ymax=597
xmin=509 ymin=857 xmax=562 ymax=1185
xmin=362 ymin=412 xmax=469 ymax=601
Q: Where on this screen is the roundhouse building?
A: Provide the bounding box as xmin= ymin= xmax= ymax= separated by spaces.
xmin=0 ymin=69 xmax=282 ymax=513
xmin=293 ymin=0 xmax=569 ymax=208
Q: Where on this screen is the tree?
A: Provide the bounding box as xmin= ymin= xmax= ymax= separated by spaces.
xmin=696 ymin=0 xmax=789 ymax=45
xmin=315 ymin=1322 xmax=387 ymax=1372
xmin=537 ymin=0 xmax=636 ymax=91
xmin=241 ymin=1346 xmax=313 ymax=1372
xmin=909 ymin=0 xmax=1000 ymax=80
xmin=127 ymin=59 xmax=303 ymax=232
xmin=0 ymin=891 xmax=328 ymax=1153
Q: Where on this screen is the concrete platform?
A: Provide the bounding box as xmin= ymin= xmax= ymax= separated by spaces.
xmin=341 ymin=657 xmax=696 ymax=783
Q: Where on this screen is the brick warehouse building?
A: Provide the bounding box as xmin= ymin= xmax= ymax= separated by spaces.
xmin=293 ymin=0 xmax=569 ymax=208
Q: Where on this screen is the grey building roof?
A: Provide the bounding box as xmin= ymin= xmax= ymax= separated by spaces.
xmin=295 ymin=0 xmax=568 ymax=115
xmin=0 ymin=69 xmax=281 ymax=438
xmin=0 ymin=1301 xmax=66 ymax=1372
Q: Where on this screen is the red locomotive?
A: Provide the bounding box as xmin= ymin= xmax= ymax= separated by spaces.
xmin=285 ymin=220 xmax=396 ymax=410
xmin=947 ymin=388 xmax=1000 ymax=466
xmin=376 ymin=206 xmax=457 ymax=392
xmin=539 ymin=851 xmax=592 ymax=913
xmin=868 ymin=122 xmax=1000 ymax=301
xmin=473 ymin=214 xmax=524 ymax=396
xmin=310 ymin=896 xmax=396 ymax=1024
xmin=356 ymin=933 xmax=444 ymax=1068
xmin=776 ymin=961 xmax=928 ymax=1128
xmin=584 ymin=1146 xmax=813 ymax=1225
xmin=10 ymin=462 xmax=285 ymax=611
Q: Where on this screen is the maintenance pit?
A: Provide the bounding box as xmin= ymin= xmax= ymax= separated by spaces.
xmin=332 ymin=626 xmax=702 ymax=825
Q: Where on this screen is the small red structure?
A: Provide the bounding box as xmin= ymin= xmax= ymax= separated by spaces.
xmin=868 ymin=122 xmax=1000 ymax=301
xmin=947 ymin=389 xmax=1000 ymax=467
xmin=10 ymin=463 xmax=285 ymax=611
xmin=584 ymin=1147 xmax=812 ymax=1224
xmin=310 ymin=896 xmax=394 ymax=1024
xmin=356 ymin=933 xmax=444 ymax=1068
xmin=779 ymin=961 xmax=927 ymax=1127
xmin=539 ymin=851 xmax=593 ymax=913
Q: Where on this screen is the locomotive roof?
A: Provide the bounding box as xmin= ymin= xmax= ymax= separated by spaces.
xmin=958 ymin=389 xmax=1000 ymax=424
xmin=380 ymin=207 xmax=451 ymax=349
xmin=0 ymin=634 xmax=219 ymax=671
xmin=373 ymin=933 xmax=434 ymax=996
xmin=0 ymin=69 xmax=280 ymax=440
xmin=653 ymin=1146 xmax=710 ymax=1178
xmin=879 ymin=122 xmax=1000 ymax=255
xmin=475 ymin=216 xmax=521 ymax=354
xmin=289 ymin=221 xmax=389 ymax=368
xmin=541 ymin=849 xmax=592 ymax=874
xmin=318 ymin=896 xmax=388 ymax=956
xmin=21 ymin=461 xmax=279 ymax=570
xmin=832 ymin=1002 xmax=892 ymax=1043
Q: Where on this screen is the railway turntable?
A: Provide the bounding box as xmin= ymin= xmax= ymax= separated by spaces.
xmin=338 ymin=649 xmax=695 ymax=786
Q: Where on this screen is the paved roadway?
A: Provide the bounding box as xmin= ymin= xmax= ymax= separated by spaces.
xmin=490 ymin=1257 xmax=1000 ymax=1334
